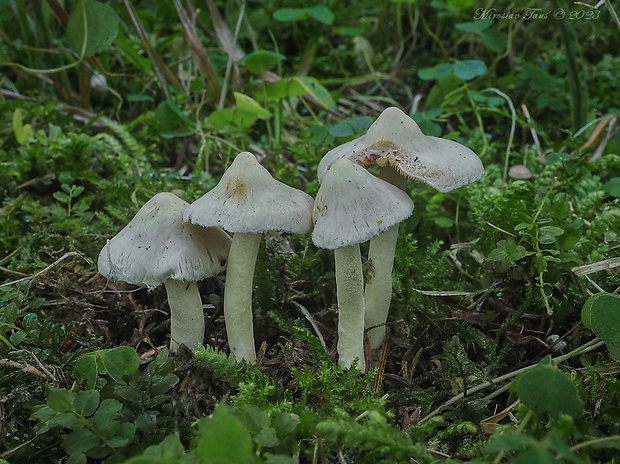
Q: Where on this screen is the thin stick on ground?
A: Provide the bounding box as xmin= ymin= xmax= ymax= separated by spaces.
xmin=0 ymin=252 xmax=84 ymax=289
xmin=0 ymin=359 xmax=54 ymax=381
xmin=418 ymin=337 xmax=606 ymax=425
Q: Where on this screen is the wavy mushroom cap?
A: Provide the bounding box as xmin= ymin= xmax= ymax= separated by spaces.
xmin=312 ymin=158 xmax=414 ymax=250
xmin=184 ymin=151 xmax=314 ymax=235
xmin=98 ymin=192 xmax=231 ymax=288
xmin=318 ymin=107 xmax=484 ymax=192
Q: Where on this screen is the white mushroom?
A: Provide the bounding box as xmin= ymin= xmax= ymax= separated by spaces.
xmin=318 ymin=106 xmax=484 ymax=191
xmin=98 ymin=192 xmax=231 ymax=352
xmin=184 ymin=151 xmax=314 ymax=363
xmin=312 ymin=158 xmax=413 ymax=371
xmin=318 ymin=107 xmax=484 ymax=349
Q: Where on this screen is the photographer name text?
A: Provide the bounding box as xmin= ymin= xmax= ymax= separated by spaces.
xmin=474 ymin=7 xmax=601 ymax=21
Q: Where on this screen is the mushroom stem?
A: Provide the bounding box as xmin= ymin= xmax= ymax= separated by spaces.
xmin=364 ymin=224 xmax=399 ymax=349
xmin=364 ymin=166 xmax=407 ymax=349
xmin=164 ymin=279 xmax=205 ymax=352
xmin=334 ymin=244 xmax=366 ymax=371
xmin=223 ymin=232 xmax=260 ymax=363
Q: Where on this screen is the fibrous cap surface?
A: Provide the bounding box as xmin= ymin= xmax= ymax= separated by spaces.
xmin=184 ymin=151 xmax=314 ymax=234
xmin=312 ymin=158 xmax=414 ymax=249
xmin=98 ymin=192 xmax=231 ymax=288
xmin=318 ymin=107 xmax=484 ymax=192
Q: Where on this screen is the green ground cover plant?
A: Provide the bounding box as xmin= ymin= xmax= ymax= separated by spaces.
xmin=1 ymin=0 xmax=619 ymax=462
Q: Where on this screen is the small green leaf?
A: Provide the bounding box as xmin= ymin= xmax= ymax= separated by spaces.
xmin=481 ymin=29 xmax=505 ymax=53
xmin=47 ymin=411 xmax=83 ymax=430
xmin=582 ymin=293 xmax=620 ymax=359
xmin=106 ymin=423 xmax=137 ymax=448
xmin=545 ymin=151 xmax=578 ymax=165
xmin=234 ymin=92 xmax=272 ymax=120
xmin=150 ymin=373 xmax=180 ymax=395
xmin=138 ymin=432 xmax=186 ymax=459
xmin=514 ymin=222 xmax=533 ymax=231
xmin=539 ymin=225 xmax=564 ymax=244
xmin=46 ymin=386 xmax=76 ymax=413
xmin=488 ymin=239 xmax=530 ymax=265
xmin=416 ymin=119 xmax=442 ymax=136
xmin=195 ymin=404 xmax=257 ymax=464
xmin=263 ymin=77 xmax=335 ymax=109
xmin=425 ymin=73 xmax=463 ymax=108
xmin=53 ymin=191 xmax=71 ymax=204
xmin=91 ymin=399 xmax=123 ymax=432
xmin=155 ymin=100 xmax=197 ymax=138
xmin=272 ymin=8 xmax=306 ymax=22
xmin=239 ymin=50 xmax=286 ymax=74
xmin=12 ymin=109 xmax=33 ymax=145
xmin=73 ymin=390 xmax=100 ymax=417
xmin=63 ymin=428 xmax=100 ymax=455
xmin=272 ymin=412 xmax=300 ymax=437
xmin=307 ymin=5 xmax=335 ymax=25
xmin=236 ymin=404 xmax=271 ymax=433
xmin=9 ymin=330 xmax=27 ymax=346
xmin=295 ymin=77 xmax=335 ymax=109
xmin=254 ymin=427 xmax=280 ymax=447
xmin=74 ymin=354 xmax=99 ymax=390
xmin=66 ymin=0 xmax=119 ymax=58
xmin=539 ymin=226 xmax=564 ymax=237
xmin=514 ymin=357 xmax=584 ymax=419
xmin=455 ymin=19 xmax=493 ymax=33
xmin=453 ymin=59 xmax=487 ymax=80
xmin=101 ymin=346 xmax=140 ymax=383
xmin=418 ymin=63 xmax=454 ymax=81
xmin=209 ymin=93 xmax=272 ymax=131
xmin=434 ymin=217 xmax=454 ymax=228
xmin=603 ymin=177 xmax=620 ymax=198
xmin=328 ymin=116 xmax=374 ymax=137
xmin=134 ymin=412 xmax=157 ymax=433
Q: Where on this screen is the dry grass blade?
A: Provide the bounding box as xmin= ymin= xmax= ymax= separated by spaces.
xmin=581 ymin=114 xmax=619 ymax=162
xmin=174 ymin=0 xmax=222 ymax=99
xmin=605 ymin=0 xmax=620 ymax=31
xmin=121 ymin=0 xmax=183 ymax=96
xmin=44 ymin=0 xmax=69 ymax=28
xmin=205 ymin=0 xmax=244 ymax=63
xmin=0 ymin=252 xmax=84 ymax=289
xmin=571 ymin=257 xmax=620 ymax=276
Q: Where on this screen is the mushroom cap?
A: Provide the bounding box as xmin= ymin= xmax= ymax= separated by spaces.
xmin=184 ymin=151 xmax=314 ymax=234
xmin=312 ymin=158 xmax=414 ymax=249
xmin=508 ymin=164 xmax=533 ymax=180
xmin=318 ymin=106 xmax=484 ymax=192
xmin=98 ymin=192 xmax=231 ymax=288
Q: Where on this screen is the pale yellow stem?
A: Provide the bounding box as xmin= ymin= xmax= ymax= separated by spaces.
xmin=223 ymin=233 xmax=260 ymax=363
xmin=164 ymin=279 xmax=205 ymax=352
xmin=364 ymin=166 xmax=407 ymax=349
xmin=335 ymin=245 xmax=366 ymax=371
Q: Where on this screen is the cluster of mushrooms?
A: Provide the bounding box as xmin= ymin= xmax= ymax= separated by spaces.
xmin=98 ymin=107 xmax=484 ymax=371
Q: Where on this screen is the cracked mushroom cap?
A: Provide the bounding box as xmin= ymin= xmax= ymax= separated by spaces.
xmin=312 ymin=158 xmax=414 ymax=250
xmin=184 ymin=151 xmax=314 ymax=234
xmin=318 ymin=106 xmax=484 ymax=192
xmin=98 ymin=192 xmax=231 ymax=288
